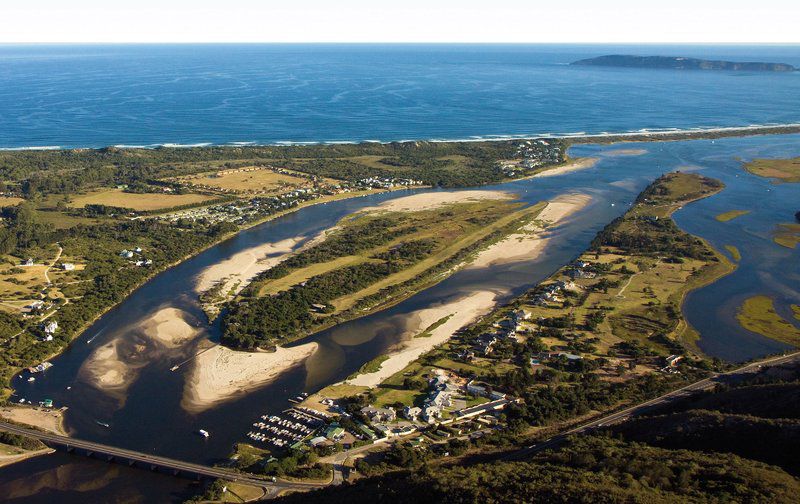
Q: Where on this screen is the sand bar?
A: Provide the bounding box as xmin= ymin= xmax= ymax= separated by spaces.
xmin=194 ymin=237 xmax=304 ymax=295
xmin=602 ymin=148 xmax=648 ymax=157
xmin=140 ymin=307 xmax=201 ymax=348
xmin=532 ymin=157 xmax=598 ymax=178
xmin=469 ymin=193 xmax=592 ymax=268
xmin=366 ymin=190 xmax=512 ymax=213
xmin=347 ymin=290 xmax=499 ymax=387
xmin=182 ymin=342 xmax=319 ymax=413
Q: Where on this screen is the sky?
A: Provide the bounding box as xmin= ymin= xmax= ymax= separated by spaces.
xmin=2 ymin=0 xmax=799 ymax=44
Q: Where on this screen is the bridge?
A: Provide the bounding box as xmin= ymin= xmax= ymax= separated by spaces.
xmin=0 ymin=421 xmax=323 ymax=493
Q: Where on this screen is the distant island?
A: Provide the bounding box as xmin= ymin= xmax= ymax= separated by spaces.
xmin=571 ymin=55 xmax=796 ymax=72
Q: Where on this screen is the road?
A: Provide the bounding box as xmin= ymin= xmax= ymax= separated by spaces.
xmin=504 ymin=350 xmax=800 ymax=461
xmin=0 ymin=421 xmax=323 ymax=494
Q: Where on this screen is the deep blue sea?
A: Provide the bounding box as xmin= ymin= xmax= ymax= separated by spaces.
xmin=1 ymin=44 xmax=799 ymax=148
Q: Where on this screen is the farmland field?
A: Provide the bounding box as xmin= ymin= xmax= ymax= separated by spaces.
xmin=172 ymin=167 xmax=318 ymax=194
xmin=68 ymin=188 xmax=215 ymax=211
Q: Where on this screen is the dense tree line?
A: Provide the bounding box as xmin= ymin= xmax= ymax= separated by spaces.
xmin=273 ymin=436 xmax=799 ymax=504
xmin=0 ymin=139 xmax=564 ymax=197
xmin=0 ymin=202 xmax=52 ymax=254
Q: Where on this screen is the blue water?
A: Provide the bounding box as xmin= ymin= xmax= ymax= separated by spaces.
xmin=1 ymin=44 xmax=800 ymax=148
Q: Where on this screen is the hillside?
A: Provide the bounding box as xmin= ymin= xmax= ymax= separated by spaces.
xmin=571 ymin=55 xmax=797 ymax=72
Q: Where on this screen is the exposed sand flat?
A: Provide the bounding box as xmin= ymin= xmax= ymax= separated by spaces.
xmin=0 ymin=406 xmax=67 ymax=436
xmin=182 ymin=342 xmax=319 ymax=413
xmin=347 ymin=290 xmax=499 ymax=387
xmin=469 ymin=193 xmax=592 ymax=268
xmin=194 ymin=237 xmax=304 ymax=295
xmin=140 ymin=307 xmax=200 ymax=348
xmin=367 ymin=190 xmax=512 ymax=213
xmin=602 ymin=148 xmax=648 ymax=157
xmin=532 ymin=157 xmax=598 ymax=178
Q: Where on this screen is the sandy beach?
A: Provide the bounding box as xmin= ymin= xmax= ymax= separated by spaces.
xmin=366 ymin=189 xmax=512 ymax=213
xmin=347 ymin=290 xmax=499 ymax=387
xmin=182 ymin=342 xmax=319 ymax=413
xmin=469 ymin=193 xmax=593 ymax=268
xmin=0 ymin=405 xmax=67 ymax=436
xmin=532 ymin=157 xmax=598 ymax=178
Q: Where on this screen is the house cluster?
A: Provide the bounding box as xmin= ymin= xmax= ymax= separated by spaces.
xmin=660 ymin=354 xmax=683 ymax=373
xmin=567 ymin=260 xmax=597 ymax=280
xmin=514 ymin=139 xmax=564 ymax=170
xmin=530 ymin=351 xmax=583 ymax=367
xmin=531 ymin=280 xmax=576 ymax=306
xmin=119 ymin=247 xmax=152 ymax=267
xmin=352 ymin=177 xmax=422 ymax=190
xmin=472 ymin=309 xmax=531 ymax=355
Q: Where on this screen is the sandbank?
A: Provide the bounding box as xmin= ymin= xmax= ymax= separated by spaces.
xmin=532 ymin=157 xmax=598 ymax=178
xmin=366 ymin=190 xmax=512 ymax=213
xmin=140 ymin=307 xmax=201 ymax=348
xmin=469 ymin=193 xmax=592 ymax=268
xmin=0 ymin=405 xmax=67 ymax=436
xmin=346 ymin=290 xmax=498 ymax=387
xmin=194 ymin=237 xmax=304 ymax=295
xmin=181 ymin=342 xmax=319 ymax=413
xmin=602 ymin=148 xmax=648 ymax=157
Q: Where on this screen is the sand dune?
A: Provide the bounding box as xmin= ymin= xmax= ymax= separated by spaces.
xmin=182 ymin=342 xmax=319 ymax=413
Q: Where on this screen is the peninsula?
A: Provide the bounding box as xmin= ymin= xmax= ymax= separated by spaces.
xmin=571 ymin=55 xmax=797 ymax=72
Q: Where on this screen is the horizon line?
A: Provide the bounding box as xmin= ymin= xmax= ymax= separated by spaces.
xmin=2 ymin=41 xmax=800 ymax=46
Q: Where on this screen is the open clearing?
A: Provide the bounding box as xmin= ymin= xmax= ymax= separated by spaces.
xmin=68 ymin=188 xmax=215 ymax=211
xmin=0 ymin=197 xmax=24 ymax=208
xmin=172 ymin=166 xmax=323 ymax=194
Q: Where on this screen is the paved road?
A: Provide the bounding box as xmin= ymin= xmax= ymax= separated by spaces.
xmin=0 ymin=421 xmax=323 ymax=494
xmin=504 ymin=350 xmax=800 ymax=461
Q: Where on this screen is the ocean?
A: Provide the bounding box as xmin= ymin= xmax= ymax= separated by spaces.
xmin=1 ymin=43 xmax=799 ymax=149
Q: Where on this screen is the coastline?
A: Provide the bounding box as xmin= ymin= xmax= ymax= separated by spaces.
xmin=3 ymin=124 xmax=800 ymax=152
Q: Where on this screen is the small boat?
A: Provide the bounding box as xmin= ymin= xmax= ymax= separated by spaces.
xmin=96 ymin=421 xmax=111 ymax=428
xmin=27 ymin=377 xmax=35 ymax=382
xmin=197 ymin=429 xmax=210 ymax=438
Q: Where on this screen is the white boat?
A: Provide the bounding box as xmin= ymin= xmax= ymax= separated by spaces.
xmin=27 ymin=377 xmax=35 ymax=382
xmin=198 ymin=429 xmax=210 ymax=438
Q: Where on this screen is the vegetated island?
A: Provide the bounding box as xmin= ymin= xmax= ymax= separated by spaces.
xmin=571 ymin=55 xmax=797 ymax=72
xmin=744 ymin=156 xmax=800 ymax=183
